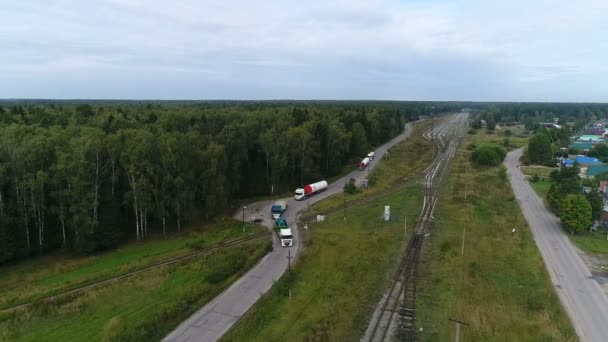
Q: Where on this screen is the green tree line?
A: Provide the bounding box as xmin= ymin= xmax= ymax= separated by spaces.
xmin=0 ymin=101 xmax=456 ymax=263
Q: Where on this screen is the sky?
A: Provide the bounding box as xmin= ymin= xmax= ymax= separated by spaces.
xmin=1 ymin=0 xmax=608 ymax=101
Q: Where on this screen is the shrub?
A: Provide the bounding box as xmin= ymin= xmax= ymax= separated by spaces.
xmin=343 ymin=181 xmax=358 ymax=194
xmin=471 ymin=144 xmax=506 ymax=166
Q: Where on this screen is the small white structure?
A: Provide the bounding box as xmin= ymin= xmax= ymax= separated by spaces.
xmin=384 ymin=205 xmax=391 ymax=221
xmin=316 ymin=215 xmax=325 ymax=222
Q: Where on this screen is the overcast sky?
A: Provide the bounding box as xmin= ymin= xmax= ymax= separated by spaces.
xmin=1 ymin=0 xmax=607 ymax=101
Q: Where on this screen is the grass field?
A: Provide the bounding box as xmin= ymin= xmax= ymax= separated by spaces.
xmin=0 ymin=239 xmax=270 ymax=341
xmin=0 ymin=219 xmax=264 ymax=311
xmin=529 ymin=179 xmax=552 ymax=200
xmin=222 ymin=185 xmax=423 ymax=341
xmin=415 ymin=135 xmax=575 ymax=341
xmin=522 ymin=165 xmax=557 ymax=179
xmin=472 ymin=129 xmax=528 ymax=149
xmin=572 ymin=230 xmax=608 ymax=255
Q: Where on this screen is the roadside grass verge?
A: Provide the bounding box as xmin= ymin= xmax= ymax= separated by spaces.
xmin=0 ymin=239 xmax=270 ymax=342
xmin=529 ymin=179 xmax=552 ymax=200
xmin=571 ymin=230 xmax=608 ymax=255
xmin=415 ymin=135 xmax=574 ymax=341
xmin=222 ymin=185 xmax=424 ymax=341
xmin=0 ymin=219 xmax=264 ymax=311
xmin=304 ymin=118 xmax=437 ymax=216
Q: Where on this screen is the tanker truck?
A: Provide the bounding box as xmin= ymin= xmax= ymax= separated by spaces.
xmin=274 ymin=217 xmax=294 ymax=247
xmin=358 ymin=157 xmax=370 ymax=170
xmin=294 ymin=180 xmax=328 ymax=201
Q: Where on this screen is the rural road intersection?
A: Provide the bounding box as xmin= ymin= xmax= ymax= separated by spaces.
xmin=164 ymin=122 xmax=416 ymax=342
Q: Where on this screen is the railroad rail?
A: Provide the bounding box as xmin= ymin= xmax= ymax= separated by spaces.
xmin=364 ymin=112 xmax=468 ymax=342
xmin=1 ymin=231 xmax=269 ymax=314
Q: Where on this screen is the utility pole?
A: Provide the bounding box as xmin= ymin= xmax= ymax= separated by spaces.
xmin=448 ymin=318 xmax=469 ymax=342
xmin=367 ymin=164 xmax=370 ymax=190
xmin=461 ymin=227 xmax=466 ymax=256
xmin=286 ymin=249 xmax=294 ymax=300
xmin=343 ymin=191 xmax=347 ymax=223
xmin=242 ymin=205 xmax=246 ymax=233
xmin=404 ymin=214 xmax=407 ymax=240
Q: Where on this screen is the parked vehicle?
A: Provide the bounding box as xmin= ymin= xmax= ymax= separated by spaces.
xmin=274 ymin=217 xmax=294 ymax=247
xmin=358 ymin=157 xmax=370 ymax=170
xmin=271 ymin=200 xmax=287 ymax=220
xmin=367 ymin=151 xmax=375 ymax=160
xmin=294 ymin=180 xmax=328 ymax=200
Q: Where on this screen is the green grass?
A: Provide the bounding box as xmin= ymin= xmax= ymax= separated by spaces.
xmin=571 ymin=230 xmax=608 ymax=255
xmin=0 ymin=239 xmax=270 ymax=341
xmin=529 ymin=179 xmax=552 ymax=200
xmin=415 ymin=135 xmax=574 ymax=341
xmin=221 ymin=185 xmax=424 ymax=341
xmin=471 ymin=128 xmax=529 ymax=152
xmin=0 ymin=219 xmax=264 ymax=311
xmin=522 ymin=166 xmax=557 ymax=178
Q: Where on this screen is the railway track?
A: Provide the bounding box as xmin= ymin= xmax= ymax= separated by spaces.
xmin=1 ymin=231 xmax=269 ymax=314
xmin=364 ymin=113 xmax=468 ymax=342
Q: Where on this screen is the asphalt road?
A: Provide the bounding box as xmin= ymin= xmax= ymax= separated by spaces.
xmin=506 ymin=148 xmax=608 ymax=342
xmin=163 ymin=122 xmax=416 ymax=342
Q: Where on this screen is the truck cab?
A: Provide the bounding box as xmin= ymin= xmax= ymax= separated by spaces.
xmin=271 ymin=201 xmax=287 ymax=220
xmin=294 ymin=188 xmax=305 ymax=200
xmin=274 ymin=218 xmax=293 ymax=247
xmin=279 ymin=228 xmax=293 ymax=247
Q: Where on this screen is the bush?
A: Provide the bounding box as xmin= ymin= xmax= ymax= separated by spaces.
xmin=343 ymin=181 xmax=358 ymax=194
xmin=471 ymin=144 xmax=507 ymax=166
xmin=468 ymin=128 xmax=477 ymax=135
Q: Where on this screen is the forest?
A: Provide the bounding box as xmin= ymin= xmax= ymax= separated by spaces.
xmin=0 ymin=101 xmax=463 ymax=263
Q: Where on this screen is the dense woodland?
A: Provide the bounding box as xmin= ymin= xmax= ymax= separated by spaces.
xmin=2 ymin=100 xmax=605 ymax=264
xmin=0 ymin=101 xmax=463 ymax=263
xmin=469 ymin=102 xmax=608 ymax=132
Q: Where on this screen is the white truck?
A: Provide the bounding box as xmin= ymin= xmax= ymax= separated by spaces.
xmin=367 ymin=151 xmax=375 ymax=160
xmin=294 ymin=180 xmax=328 ymax=201
xmin=274 ymin=218 xmax=294 ymax=247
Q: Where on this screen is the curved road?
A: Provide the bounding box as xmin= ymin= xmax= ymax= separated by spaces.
xmin=164 ymin=122 xmax=416 ymax=342
xmin=506 ymin=148 xmax=608 ymax=342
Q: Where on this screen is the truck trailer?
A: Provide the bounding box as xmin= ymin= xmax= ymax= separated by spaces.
xmin=294 ymin=180 xmax=328 ymax=201
xmin=358 ymin=157 xmax=370 ymax=170
xmin=270 ymin=200 xmax=287 ymax=220
xmin=274 ymin=217 xmax=294 ymax=247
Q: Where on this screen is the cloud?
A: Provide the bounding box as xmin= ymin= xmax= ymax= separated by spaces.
xmin=0 ymin=0 xmax=607 ymax=100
